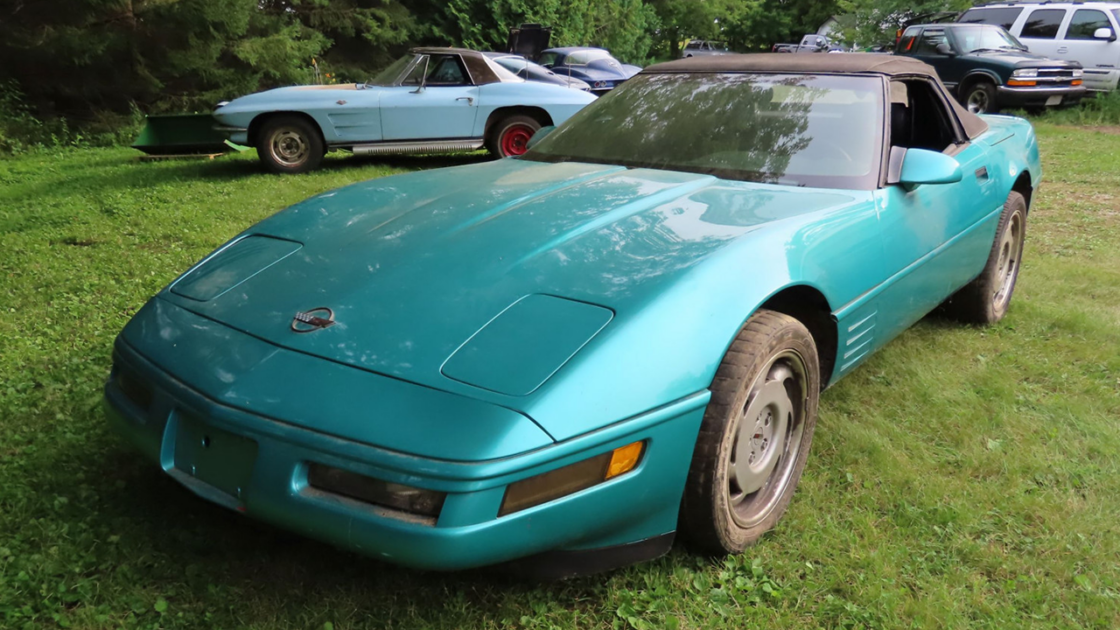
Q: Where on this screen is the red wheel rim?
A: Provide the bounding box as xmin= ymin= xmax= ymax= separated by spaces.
xmin=500 ymin=124 xmax=534 ymax=156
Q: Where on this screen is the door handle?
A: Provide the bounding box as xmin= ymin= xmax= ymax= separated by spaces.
xmin=1057 ymin=46 xmax=1068 ymax=54
xmin=456 ymin=97 xmax=474 ymax=105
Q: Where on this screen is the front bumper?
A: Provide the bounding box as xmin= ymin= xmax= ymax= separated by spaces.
xmin=996 ymin=84 xmax=1086 ymax=108
xmin=105 ymin=336 xmax=706 ymax=572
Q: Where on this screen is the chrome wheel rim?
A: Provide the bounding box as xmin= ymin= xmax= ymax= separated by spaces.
xmin=993 ymin=210 xmax=1024 ymax=312
xmin=727 ymin=349 xmax=808 ymax=528
xmin=269 ymin=128 xmax=309 ymax=167
xmin=967 ymin=89 xmax=990 ymax=114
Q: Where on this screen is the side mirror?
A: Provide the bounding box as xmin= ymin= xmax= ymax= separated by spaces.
xmin=526 ymin=126 xmax=555 ymax=151
xmin=896 ymin=148 xmax=963 ymax=190
xmin=935 ymin=42 xmax=955 ymax=56
xmin=1093 ymin=27 xmax=1117 ymax=41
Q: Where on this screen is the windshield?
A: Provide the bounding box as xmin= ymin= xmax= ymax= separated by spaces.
xmin=953 ymin=25 xmax=1027 ymax=52
xmin=494 ymin=56 xmax=534 ymax=74
xmin=568 ymin=49 xmax=613 ymax=65
xmin=368 ymin=54 xmax=417 ymax=86
xmin=524 ymin=73 xmax=884 ymax=190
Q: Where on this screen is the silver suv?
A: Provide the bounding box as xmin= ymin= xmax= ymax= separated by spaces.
xmin=682 ymin=40 xmax=731 ymax=57
xmin=959 ymin=2 xmax=1120 ymax=91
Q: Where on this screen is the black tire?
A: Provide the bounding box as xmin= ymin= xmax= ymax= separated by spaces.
xmin=942 ymin=191 xmax=1027 ymax=324
xmin=680 ymin=310 xmax=821 ymax=555
xmin=486 ymin=114 xmax=541 ymax=158
xmin=255 ymin=115 xmax=325 ymax=174
xmin=962 ymin=80 xmax=999 ymax=114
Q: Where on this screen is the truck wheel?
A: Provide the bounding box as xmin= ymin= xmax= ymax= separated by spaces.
xmin=680 ymin=310 xmax=820 ymax=555
xmin=486 ymin=115 xmax=541 ymax=158
xmin=256 ymin=115 xmax=325 ymax=174
xmin=963 ymin=81 xmax=998 ymax=114
xmin=942 ymin=191 xmax=1027 ymax=324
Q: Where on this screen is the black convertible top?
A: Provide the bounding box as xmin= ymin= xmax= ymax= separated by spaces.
xmin=645 ymin=53 xmax=988 ymax=139
xmin=410 ymin=47 xmax=504 ymax=86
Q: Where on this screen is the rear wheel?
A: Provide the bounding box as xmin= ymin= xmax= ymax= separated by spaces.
xmin=486 ymin=115 xmax=541 ymax=158
xmin=963 ymin=81 xmax=998 ymax=114
xmin=680 ymin=310 xmax=820 ymax=554
xmin=942 ymin=191 xmax=1027 ymax=324
xmin=256 ymin=115 xmax=325 ymax=174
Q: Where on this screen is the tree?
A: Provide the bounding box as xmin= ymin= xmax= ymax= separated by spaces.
xmin=835 ymin=0 xmax=971 ymax=47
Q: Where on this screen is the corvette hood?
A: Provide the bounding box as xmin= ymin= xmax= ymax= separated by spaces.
xmin=163 ymin=159 xmax=860 ymax=396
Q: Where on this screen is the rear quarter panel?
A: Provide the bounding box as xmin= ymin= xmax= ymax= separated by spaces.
xmin=473 ymin=83 xmax=596 ymax=136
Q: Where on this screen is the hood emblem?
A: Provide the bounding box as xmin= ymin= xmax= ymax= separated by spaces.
xmin=291 ymin=307 xmax=335 ymax=333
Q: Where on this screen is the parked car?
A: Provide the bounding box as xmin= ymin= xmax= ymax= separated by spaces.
xmin=107 ymin=53 xmax=1040 ymax=577
xmin=896 ymin=23 xmax=1085 ymax=113
xmin=483 ymin=52 xmax=593 ymax=91
xmin=958 ymin=2 xmax=1120 ymax=92
xmin=212 ymin=47 xmax=596 ymax=173
xmin=682 ymin=40 xmax=731 ymax=57
xmin=796 ymin=34 xmax=840 ymax=52
xmin=537 ymin=47 xmax=642 ymax=94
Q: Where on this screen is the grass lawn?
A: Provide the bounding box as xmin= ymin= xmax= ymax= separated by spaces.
xmin=1 ymin=125 xmax=1118 ymax=630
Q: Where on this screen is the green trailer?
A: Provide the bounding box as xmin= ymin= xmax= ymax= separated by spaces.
xmin=131 ymin=113 xmax=236 ymax=156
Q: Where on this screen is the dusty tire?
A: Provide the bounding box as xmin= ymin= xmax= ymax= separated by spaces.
xmin=680 ymin=310 xmax=820 ymax=555
xmin=963 ymin=81 xmax=999 ymax=114
xmin=942 ymin=191 xmax=1027 ymax=324
xmin=256 ymin=115 xmax=325 ymax=174
xmin=486 ymin=114 xmax=541 ymax=158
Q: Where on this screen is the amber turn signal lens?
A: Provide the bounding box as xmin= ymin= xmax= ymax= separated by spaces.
xmin=1072 ymin=80 xmax=1083 ymax=86
xmin=1007 ymin=79 xmax=1037 ymax=86
xmin=499 ymin=441 xmax=647 ymax=516
xmin=607 ymin=441 xmax=644 ymax=479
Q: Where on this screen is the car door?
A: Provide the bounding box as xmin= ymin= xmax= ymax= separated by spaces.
xmin=874 ymin=78 xmax=1003 ymax=340
xmin=1018 ymin=7 xmax=1069 ymax=58
xmin=909 ymin=27 xmax=966 ymax=89
xmin=379 ymin=54 xmax=480 ymax=141
xmin=1057 ymin=7 xmax=1119 ymax=90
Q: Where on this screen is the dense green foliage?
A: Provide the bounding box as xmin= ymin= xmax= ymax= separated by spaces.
xmin=1 ymin=123 xmax=1119 ymax=628
xmin=0 ymin=0 xmax=872 ymax=140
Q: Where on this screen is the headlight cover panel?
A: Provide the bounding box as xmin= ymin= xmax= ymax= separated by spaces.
xmin=171 ymin=235 xmax=302 ymax=302
xmin=441 ymin=294 xmax=613 ymax=396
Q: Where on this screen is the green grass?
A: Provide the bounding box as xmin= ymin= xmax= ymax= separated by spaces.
xmin=2 ymin=128 xmax=1119 ymax=630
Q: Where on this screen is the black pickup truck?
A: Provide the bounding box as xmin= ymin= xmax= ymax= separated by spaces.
xmin=896 ymin=23 xmax=1085 ymax=113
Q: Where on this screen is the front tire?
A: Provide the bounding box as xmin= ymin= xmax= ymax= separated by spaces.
xmin=486 ymin=115 xmax=541 ymax=158
xmin=256 ymin=115 xmax=325 ymax=174
xmin=943 ymin=191 xmax=1027 ymax=324
xmin=963 ymin=81 xmax=999 ymax=114
xmin=680 ymin=310 xmax=820 ymax=555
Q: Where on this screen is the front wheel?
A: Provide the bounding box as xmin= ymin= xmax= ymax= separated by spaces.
xmin=255 ymin=115 xmax=325 ymax=174
xmin=680 ymin=310 xmax=820 ymax=554
xmin=942 ymin=191 xmax=1027 ymax=324
xmin=963 ymin=81 xmax=999 ymax=114
xmin=486 ymin=115 xmax=541 ymax=158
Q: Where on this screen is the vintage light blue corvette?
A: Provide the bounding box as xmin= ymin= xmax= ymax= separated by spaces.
xmin=213 ymin=47 xmax=597 ymax=173
xmin=107 ymin=54 xmax=1040 ymax=577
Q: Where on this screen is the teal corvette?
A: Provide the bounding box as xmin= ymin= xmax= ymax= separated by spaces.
xmin=106 ymin=54 xmax=1039 ymax=577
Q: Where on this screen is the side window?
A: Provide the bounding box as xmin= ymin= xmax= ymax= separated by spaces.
xmin=914 ymin=29 xmax=949 ymax=55
xmin=538 ymin=52 xmax=559 ymax=67
xmin=1065 ymin=9 xmax=1111 ymax=39
xmin=400 ymin=55 xmax=429 ymax=86
xmin=1021 ymin=9 xmax=1066 ymax=39
xmin=897 ymin=26 xmax=921 ymax=53
xmin=958 ymin=7 xmax=1023 ymax=30
xmin=426 ymin=56 xmax=468 ymax=85
xmin=685 ymin=41 xmax=701 ymax=50
xmin=889 ymin=79 xmax=958 ymax=153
